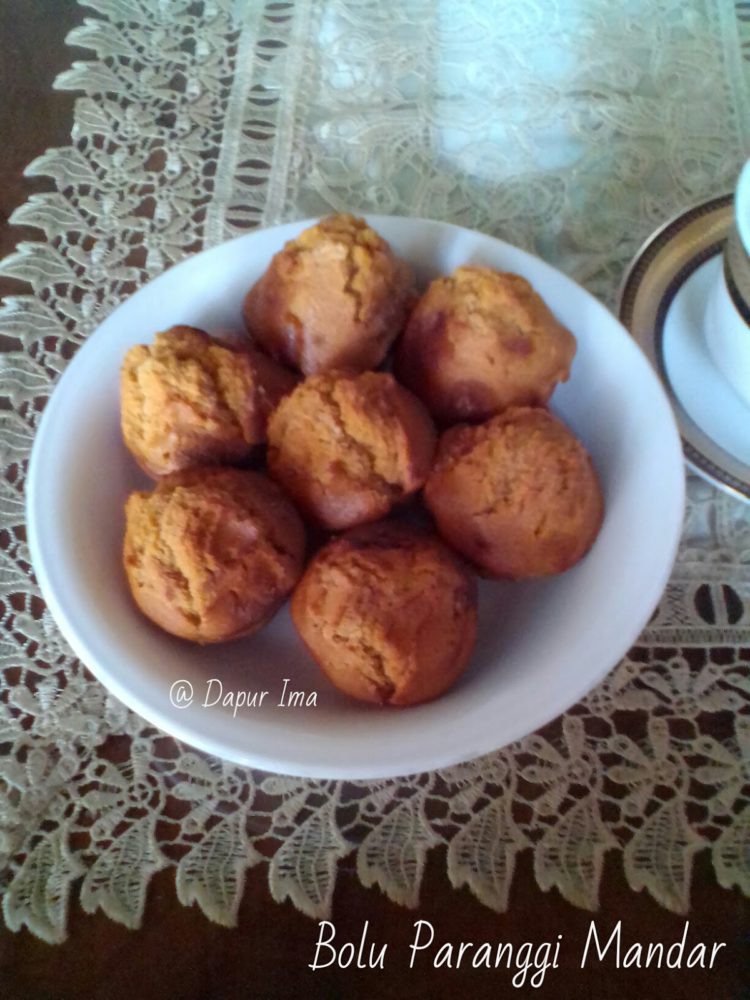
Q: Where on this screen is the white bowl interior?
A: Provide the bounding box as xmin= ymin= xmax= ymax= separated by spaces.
xmin=27 ymin=216 xmax=685 ymax=778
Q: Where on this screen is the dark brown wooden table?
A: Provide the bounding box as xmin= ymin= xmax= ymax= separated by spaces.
xmin=0 ymin=3 xmax=746 ymax=997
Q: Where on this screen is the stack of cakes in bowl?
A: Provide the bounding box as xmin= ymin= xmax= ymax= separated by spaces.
xmin=121 ymin=214 xmax=603 ymax=708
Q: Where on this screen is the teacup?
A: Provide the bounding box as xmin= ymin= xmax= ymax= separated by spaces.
xmin=703 ymin=160 xmax=750 ymax=409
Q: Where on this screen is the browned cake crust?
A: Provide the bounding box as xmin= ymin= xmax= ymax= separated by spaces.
xmin=394 ymin=267 xmax=576 ymax=424
xmin=424 ymin=407 xmax=604 ymax=578
xmin=121 ymin=325 xmax=296 ymax=477
xmin=291 ymin=521 xmax=477 ymax=706
xmin=124 ymin=467 xmax=306 ymax=643
xmin=267 ymin=370 xmax=436 ymax=531
xmin=242 ymin=214 xmax=416 ymax=375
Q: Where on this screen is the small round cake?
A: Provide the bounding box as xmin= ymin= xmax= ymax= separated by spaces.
xmin=242 ymin=214 xmax=415 ymax=374
xmin=267 ymin=370 xmax=436 ymax=531
xmin=121 ymin=326 xmax=296 ymax=477
xmin=291 ymin=521 xmax=477 ymax=706
xmin=394 ymin=267 xmax=576 ymax=424
xmin=424 ymin=407 xmax=604 ymax=578
xmin=124 ymin=467 xmax=305 ymax=643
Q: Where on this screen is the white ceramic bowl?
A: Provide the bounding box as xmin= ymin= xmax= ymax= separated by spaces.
xmin=27 ymin=216 xmax=685 ymax=779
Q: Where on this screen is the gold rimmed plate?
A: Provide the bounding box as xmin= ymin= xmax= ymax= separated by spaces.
xmin=618 ymin=194 xmax=750 ymax=503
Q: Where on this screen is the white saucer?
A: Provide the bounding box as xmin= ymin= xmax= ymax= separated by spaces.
xmin=619 ymin=195 xmax=750 ymax=502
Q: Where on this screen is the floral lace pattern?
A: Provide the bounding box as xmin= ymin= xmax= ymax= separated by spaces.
xmin=0 ymin=0 xmax=748 ymax=943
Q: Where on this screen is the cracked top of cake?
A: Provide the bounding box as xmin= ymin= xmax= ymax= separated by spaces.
xmin=123 ymin=467 xmax=306 ymax=643
xmin=291 ymin=521 xmax=477 ymax=706
xmin=394 ymin=266 xmax=576 ymax=424
xmin=121 ymin=325 xmax=297 ymax=477
xmin=424 ymin=407 xmax=604 ymax=579
xmin=266 ymin=370 xmax=436 ymax=531
xmin=242 ymin=214 xmax=416 ymax=375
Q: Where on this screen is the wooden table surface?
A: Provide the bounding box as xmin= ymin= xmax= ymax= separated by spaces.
xmin=0 ymin=3 xmax=746 ymax=998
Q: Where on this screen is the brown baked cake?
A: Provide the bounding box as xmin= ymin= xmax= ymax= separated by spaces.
xmin=291 ymin=521 xmax=477 ymax=706
xmin=124 ymin=467 xmax=306 ymax=643
xmin=242 ymin=214 xmax=415 ymax=374
xmin=394 ymin=267 xmax=576 ymax=424
xmin=121 ymin=325 xmax=296 ymax=477
xmin=267 ymin=370 xmax=436 ymax=531
xmin=424 ymin=407 xmax=604 ymax=578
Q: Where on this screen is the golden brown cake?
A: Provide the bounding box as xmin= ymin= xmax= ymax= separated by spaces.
xmin=424 ymin=407 xmax=604 ymax=578
xmin=291 ymin=521 xmax=477 ymax=706
xmin=242 ymin=214 xmax=415 ymax=374
xmin=124 ymin=467 xmax=306 ymax=643
xmin=394 ymin=267 xmax=576 ymax=424
xmin=121 ymin=325 xmax=296 ymax=477
xmin=266 ymin=370 xmax=436 ymax=531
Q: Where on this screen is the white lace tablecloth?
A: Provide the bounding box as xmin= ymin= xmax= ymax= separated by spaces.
xmin=1 ymin=0 xmax=748 ymax=943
